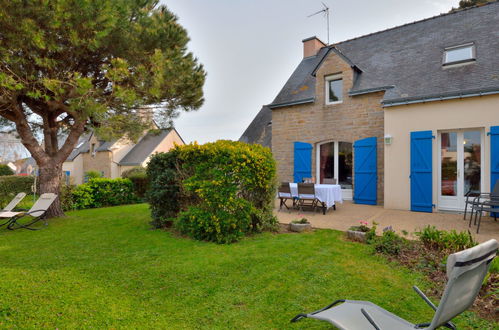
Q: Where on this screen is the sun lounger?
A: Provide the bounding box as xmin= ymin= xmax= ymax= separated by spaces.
xmin=291 ymin=239 xmax=498 ymax=330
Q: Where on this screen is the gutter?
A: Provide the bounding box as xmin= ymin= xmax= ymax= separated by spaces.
xmin=268 ymin=98 xmax=315 ymax=109
xmin=383 ymin=89 xmax=499 ymax=107
xmin=349 ymin=86 xmax=395 ymax=96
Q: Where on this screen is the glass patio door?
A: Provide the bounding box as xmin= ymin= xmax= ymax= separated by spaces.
xmin=317 ymin=141 xmax=353 ymax=199
xmin=438 ymin=130 xmax=482 ymax=211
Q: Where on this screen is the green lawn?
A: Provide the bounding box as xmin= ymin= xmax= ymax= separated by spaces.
xmin=0 ymin=204 xmax=495 ymax=329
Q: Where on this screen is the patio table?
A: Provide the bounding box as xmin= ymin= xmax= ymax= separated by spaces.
xmin=289 ymin=183 xmax=343 ymax=209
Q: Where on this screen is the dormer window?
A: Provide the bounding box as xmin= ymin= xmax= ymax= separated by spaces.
xmin=443 ymin=43 xmax=475 ymax=66
xmin=325 ymin=74 xmax=343 ymax=105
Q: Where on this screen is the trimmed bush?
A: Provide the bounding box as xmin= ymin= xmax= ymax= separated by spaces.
xmin=122 ymin=167 xmax=146 ymax=178
xmin=146 ymin=150 xmax=181 ymax=228
xmin=122 ymin=167 xmax=149 ymax=199
xmin=0 ymin=164 xmax=14 ymax=176
xmin=147 ymin=141 xmax=278 ymax=243
xmin=84 ymin=178 xmax=139 ymax=208
xmin=0 ymin=175 xmax=34 ymax=207
xmin=61 ymin=178 xmax=139 ymax=210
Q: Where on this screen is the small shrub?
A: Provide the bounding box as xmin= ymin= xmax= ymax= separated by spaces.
xmin=372 ymin=229 xmax=406 ymax=256
xmin=349 ymin=220 xmax=370 ymax=232
xmin=490 ymin=258 xmax=499 ymax=274
xmin=0 ymin=165 xmax=14 ymax=176
xmin=365 ymin=222 xmax=378 ymax=243
xmin=291 ymin=218 xmax=309 ymax=224
xmin=84 ymin=170 xmax=102 ymax=181
xmin=415 ymin=225 xmax=477 ymax=252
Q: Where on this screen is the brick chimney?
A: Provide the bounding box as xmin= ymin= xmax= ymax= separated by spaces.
xmin=302 ymin=36 xmax=326 ymax=58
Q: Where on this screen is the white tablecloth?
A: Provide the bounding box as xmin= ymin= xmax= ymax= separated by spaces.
xmin=289 ymin=183 xmax=343 ymax=208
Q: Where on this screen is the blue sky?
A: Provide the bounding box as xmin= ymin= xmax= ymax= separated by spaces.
xmin=163 ymin=0 xmax=460 ymax=143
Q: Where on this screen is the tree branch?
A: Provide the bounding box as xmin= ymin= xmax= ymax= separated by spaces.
xmin=53 ymin=118 xmax=86 ymax=164
xmin=12 ymin=101 xmax=48 ymax=165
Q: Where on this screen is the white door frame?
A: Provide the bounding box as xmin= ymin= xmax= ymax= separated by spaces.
xmin=437 ymin=128 xmax=485 ymax=212
xmin=316 ymin=140 xmax=353 ymax=200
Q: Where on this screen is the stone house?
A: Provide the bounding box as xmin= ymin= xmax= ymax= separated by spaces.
xmin=240 ymin=2 xmax=499 ymax=212
xmin=63 ymin=126 xmax=184 ymax=185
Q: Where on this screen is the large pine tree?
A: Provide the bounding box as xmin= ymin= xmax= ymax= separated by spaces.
xmin=458 ymin=0 xmax=494 ymax=9
xmin=0 ymin=0 xmax=206 ymax=217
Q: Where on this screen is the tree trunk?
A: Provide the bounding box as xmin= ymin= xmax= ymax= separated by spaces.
xmin=38 ymin=161 xmax=64 ymax=218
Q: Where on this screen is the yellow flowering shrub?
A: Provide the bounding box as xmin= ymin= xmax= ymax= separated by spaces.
xmin=147 ymin=140 xmax=278 ymax=243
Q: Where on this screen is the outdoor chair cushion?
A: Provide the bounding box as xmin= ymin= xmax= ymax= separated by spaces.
xmin=306 ymin=300 xmax=414 ymax=330
xmin=1 ymin=192 xmax=26 ymax=212
xmin=299 ymin=193 xmax=316 ymax=199
xmin=0 ymin=211 xmax=22 ymax=218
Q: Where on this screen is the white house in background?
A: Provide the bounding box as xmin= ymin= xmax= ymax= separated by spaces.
xmin=63 ymin=127 xmax=185 ymax=185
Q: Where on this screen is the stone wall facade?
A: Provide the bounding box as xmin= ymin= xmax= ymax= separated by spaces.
xmin=271 ymin=51 xmax=385 ymax=203
xmin=82 ymin=135 xmax=112 ymax=179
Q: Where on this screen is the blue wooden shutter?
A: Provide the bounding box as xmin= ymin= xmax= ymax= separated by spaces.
xmin=353 ymin=137 xmax=377 ymax=205
xmin=491 ymin=126 xmax=499 ymax=191
xmin=410 ymin=131 xmax=433 ymax=212
xmin=293 ymin=142 xmax=312 ymax=183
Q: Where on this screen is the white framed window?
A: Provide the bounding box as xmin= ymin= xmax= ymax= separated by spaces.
xmin=443 ymin=43 xmax=475 ymax=66
xmin=325 ymin=74 xmax=343 ymax=105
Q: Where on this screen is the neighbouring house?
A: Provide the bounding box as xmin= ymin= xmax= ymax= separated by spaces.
xmin=241 ymin=2 xmax=499 ymax=212
xmin=14 ymin=157 xmax=37 ymax=176
xmin=0 ymin=132 xmax=29 ymax=161
xmin=63 ymin=127 xmax=185 ymax=185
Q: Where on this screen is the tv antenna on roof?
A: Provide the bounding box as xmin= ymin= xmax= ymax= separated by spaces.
xmin=308 ymin=2 xmax=330 ymax=45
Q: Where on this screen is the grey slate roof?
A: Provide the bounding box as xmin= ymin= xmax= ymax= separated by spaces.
xmin=66 ymin=133 xmax=92 ymax=161
xmin=239 ymin=106 xmax=272 ymax=148
xmin=118 ymin=129 xmax=171 ymax=166
xmin=269 ymin=47 xmax=329 ymax=108
xmin=269 ymin=2 xmax=499 ymax=108
xmin=96 ymin=140 xmax=115 ymax=152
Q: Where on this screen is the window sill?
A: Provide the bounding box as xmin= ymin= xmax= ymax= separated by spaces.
xmin=442 ymin=58 xmax=476 ymax=68
xmin=326 ymin=101 xmax=343 ymax=106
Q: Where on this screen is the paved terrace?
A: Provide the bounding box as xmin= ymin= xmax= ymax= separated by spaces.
xmin=275 ymin=200 xmax=499 ymax=243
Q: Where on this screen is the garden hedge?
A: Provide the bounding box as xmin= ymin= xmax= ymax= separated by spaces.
xmin=61 ymin=178 xmax=139 ymax=211
xmin=122 ymin=167 xmax=149 ymax=199
xmin=147 ymin=140 xmax=278 ymax=243
xmin=0 ymin=175 xmax=34 ymax=207
xmin=0 ymin=164 xmax=14 ymax=176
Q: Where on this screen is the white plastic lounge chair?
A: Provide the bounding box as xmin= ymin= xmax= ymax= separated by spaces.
xmin=291 ymin=239 xmax=498 ymax=330
xmin=0 ymin=192 xmax=26 ymax=212
xmin=0 ymin=193 xmax=57 ymax=230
